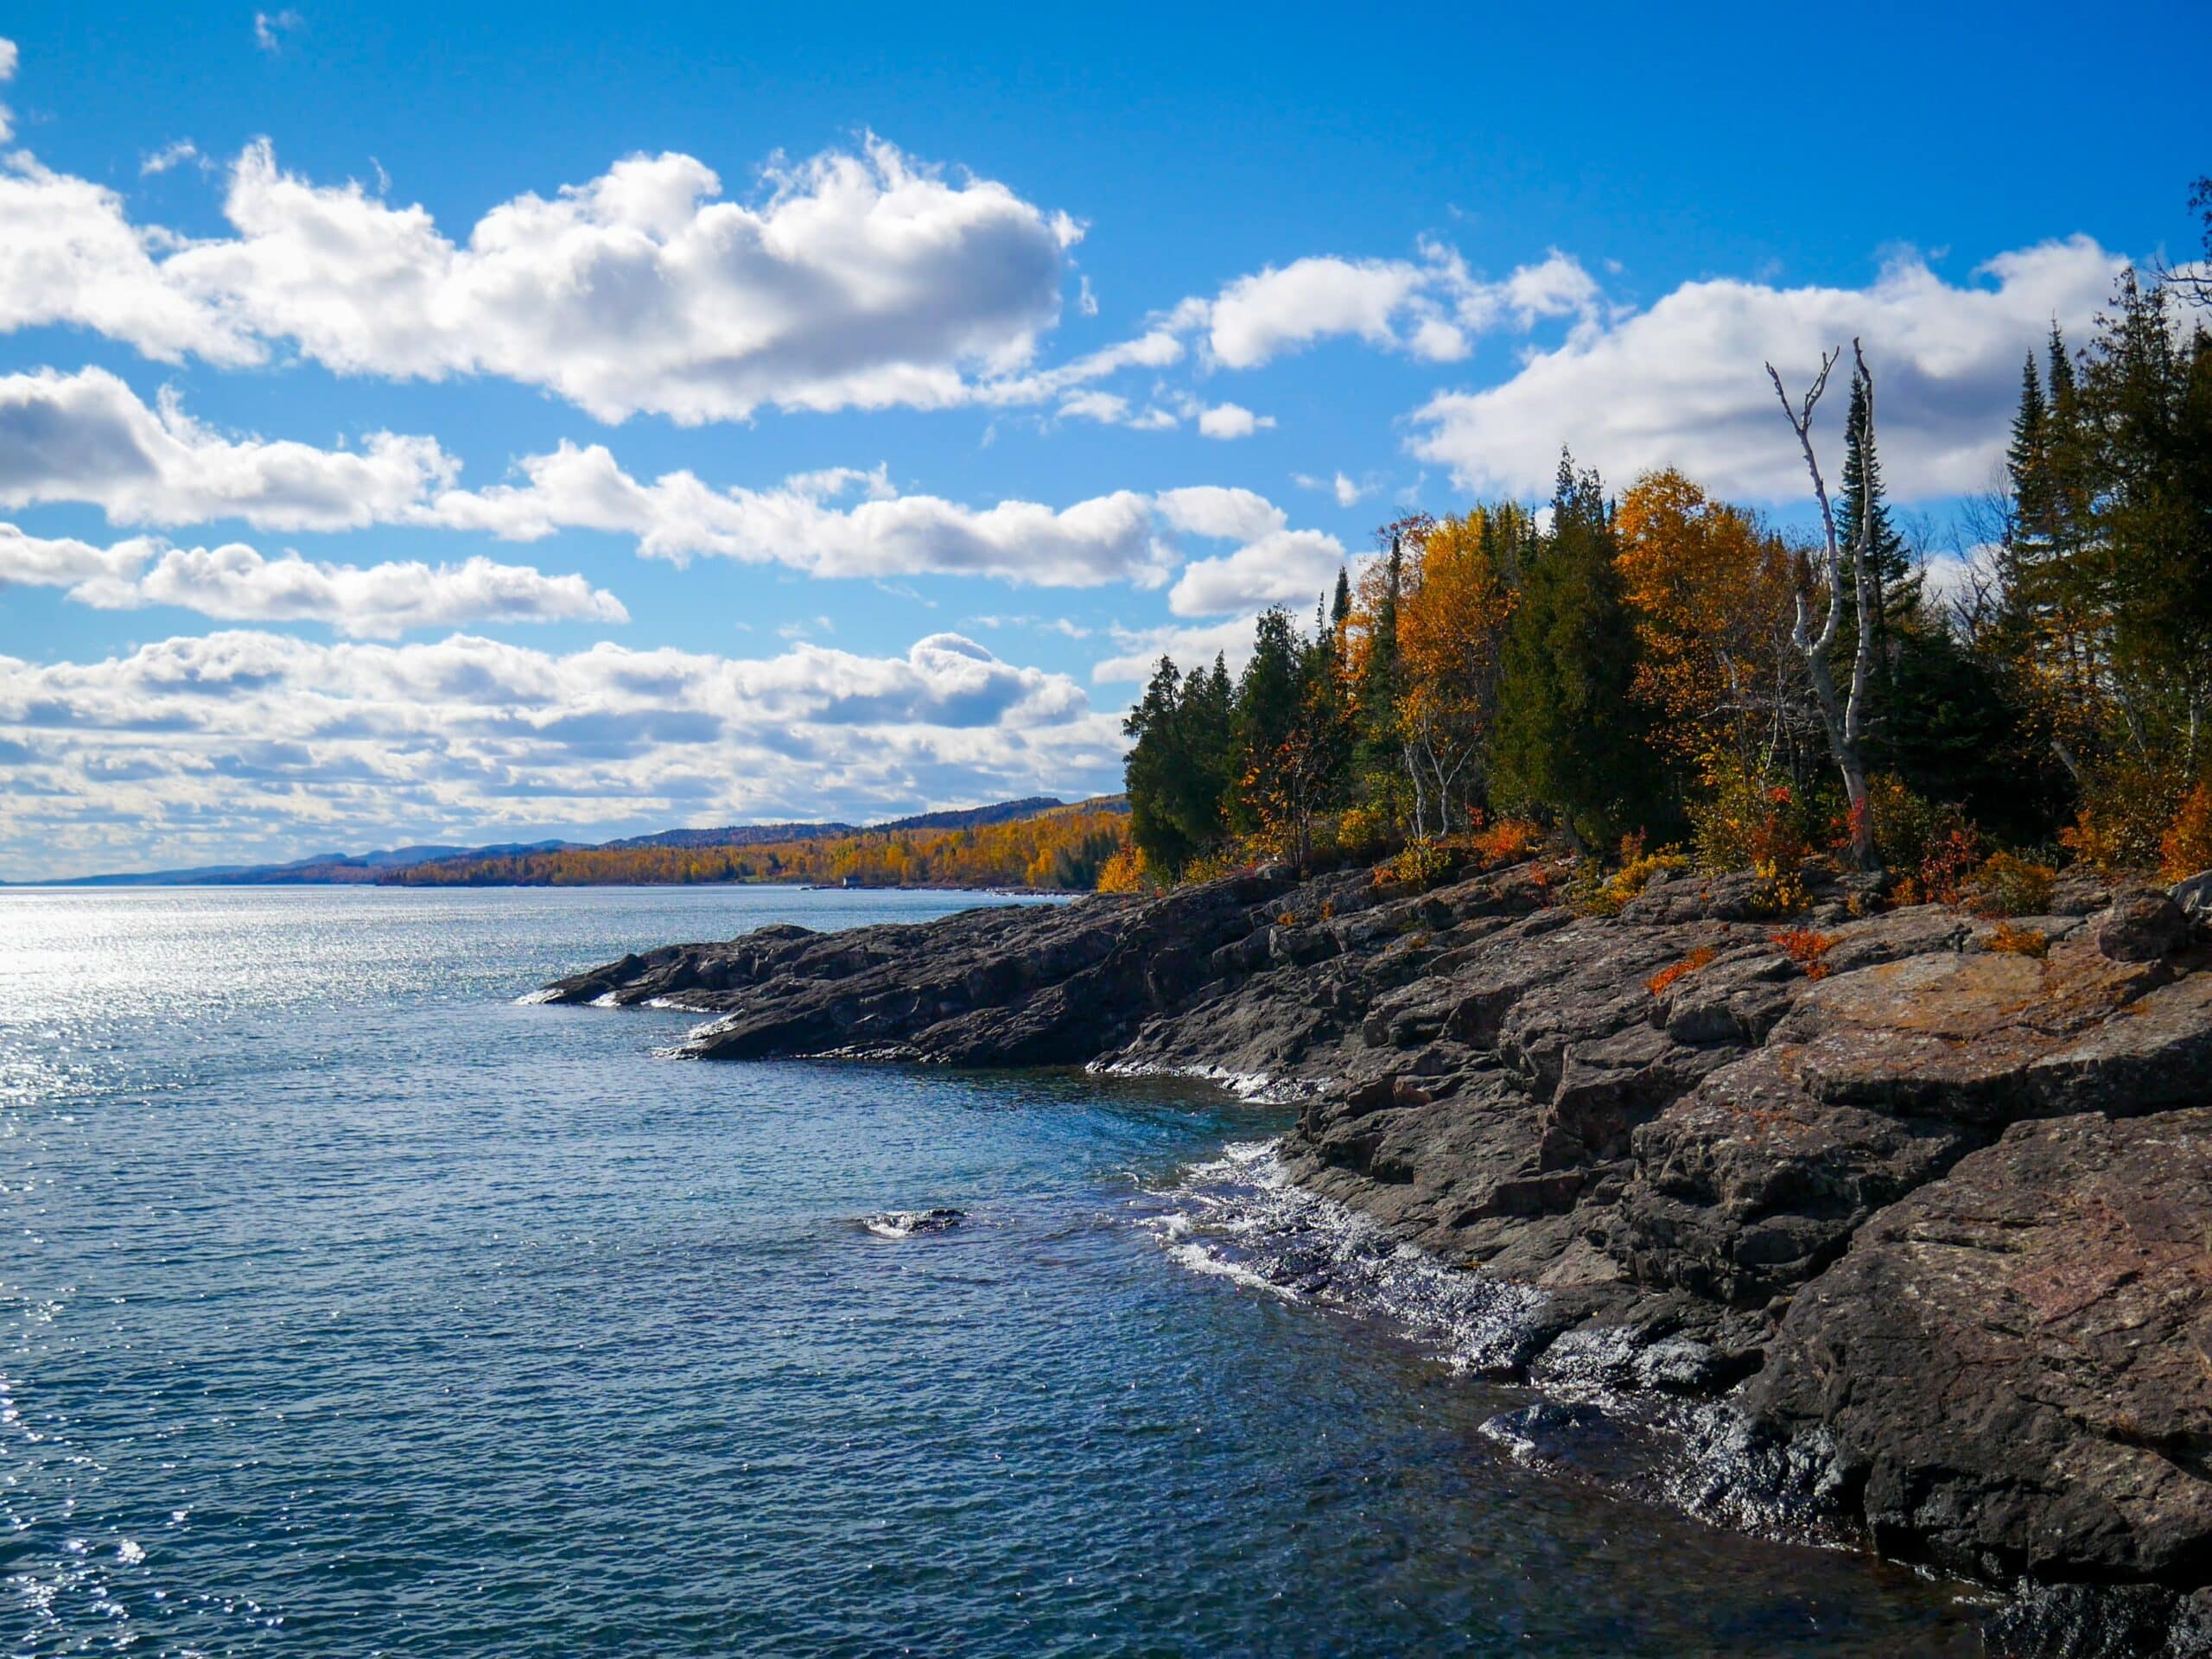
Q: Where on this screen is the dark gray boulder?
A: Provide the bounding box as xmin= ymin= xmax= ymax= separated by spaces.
xmin=1745 ymin=1109 xmax=2212 ymax=1586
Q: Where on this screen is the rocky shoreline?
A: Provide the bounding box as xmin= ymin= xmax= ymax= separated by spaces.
xmin=543 ymin=853 xmax=2212 ymax=1656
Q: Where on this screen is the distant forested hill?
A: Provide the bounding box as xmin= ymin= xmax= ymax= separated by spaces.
xmin=383 ymin=798 xmax=1129 ymax=891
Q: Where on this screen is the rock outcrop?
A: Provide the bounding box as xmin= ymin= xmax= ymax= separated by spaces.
xmin=546 ymin=854 xmax=2212 ymax=1649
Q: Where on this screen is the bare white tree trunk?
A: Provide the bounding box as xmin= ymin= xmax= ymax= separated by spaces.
xmin=1766 ymin=340 xmax=1881 ymax=870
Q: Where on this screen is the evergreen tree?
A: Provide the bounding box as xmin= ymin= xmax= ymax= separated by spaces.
xmin=1122 ymin=653 xmax=1234 ymax=876
xmin=1330 ymin=567 xmax=1352 ymax=634
xmin=1834 ymin=368 xmax=1918 ymax=678
xmin=1352 ymin=533 xmax=1405 ymax=793
xmin=1232 ymin=607 xmax=1349 ymax=867
xmin=1489 ymin=455 xmax=1673 ymax=847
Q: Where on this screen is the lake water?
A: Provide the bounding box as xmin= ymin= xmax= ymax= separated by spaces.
xmin=0 ymin=886 xmax=1986 ymax=1656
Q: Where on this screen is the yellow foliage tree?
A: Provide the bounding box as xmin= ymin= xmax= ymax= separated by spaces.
xmin=1393 ymin=508 xmax=1519 ymax=836
xmin=1614 ymin=469 xmax=1802 ymax=785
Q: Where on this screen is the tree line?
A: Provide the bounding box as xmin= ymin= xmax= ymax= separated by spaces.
xmin=1122 ymin=192 xmax=2212 ymax=899
xmin=382 ymin=804 xmax=1131 ymax=891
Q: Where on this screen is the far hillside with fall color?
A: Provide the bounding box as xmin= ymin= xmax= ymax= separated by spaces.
xmin=382 ymin=798 xmax=1131 ymax=892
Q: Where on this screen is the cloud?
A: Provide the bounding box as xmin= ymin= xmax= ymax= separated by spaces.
xmin=1206 ymin=255 xmax=1436 ymax=368
xmin=0 ymin=366 xmax=458 ymax=530
xmin=0 ymin=370 xmax=1344 ymax=596
xmin=1409 ymin=238 xmax=2126 ymax=501
xmin=0 ymin=158 xmax=259 ymax=363
xmin=1151 ymin=486 xmax=1344 ymax=616
xmin=0 ymin=134 xmax=1073 ymax=423
xmin=1184 ymin=244 xmax=1601 ymax=371
xmin=976 ymin=326 xmax=1183 ymax=406
xmin=140 ymin=140 xmax=204 ymax=176
xmin=429 ymin=447 xmax=1348 ymax=600
xmin=1196 ymin=402 xmax=1274 ymax=439
xmin=1054 ymin=390 xmax=1178 ymax=430
xmin=0 ymin=630 xmax=1124 ymax=878
xmin=428 ymin=445 xmax=1179 ymax=586
xmin=253 ymin=10 xmax=304 ymax=54
xmin=1294 ymin=470 xmax=1370 ymax=507
xmin=1091 ymin=615 xmax=1266 ymax=683
xmin=0 ymin=522 xmax=627 ymax=637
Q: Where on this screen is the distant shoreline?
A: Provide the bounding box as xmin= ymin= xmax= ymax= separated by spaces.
xmin=2 ymin=880 xmax=1079 ymax=898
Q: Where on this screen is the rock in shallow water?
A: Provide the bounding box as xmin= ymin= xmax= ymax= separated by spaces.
xmin=864 ymin=1207 xmax=966 ymax=1238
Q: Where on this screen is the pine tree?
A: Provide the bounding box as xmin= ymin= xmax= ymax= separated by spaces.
xmin=1489 ymin=455 xmax=1672 ymax=847
xmin=1330 ymin=567 xmax=1352 ymax=634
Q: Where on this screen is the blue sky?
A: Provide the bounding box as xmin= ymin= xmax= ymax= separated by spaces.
xmin=0 ymin=1 xmax=2203 ymax=877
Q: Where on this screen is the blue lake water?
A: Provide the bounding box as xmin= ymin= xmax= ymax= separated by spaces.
xmin=0 ymin=886 xmax=1985 ymax=1656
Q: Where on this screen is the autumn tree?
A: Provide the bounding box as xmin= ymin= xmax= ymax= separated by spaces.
xmin=1393 ymin=505 xmax=1522 ymax=836
xmin=1613 ymin=468 xmax=1804 ymax=789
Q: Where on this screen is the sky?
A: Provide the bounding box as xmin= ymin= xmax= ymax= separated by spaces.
xmin=0 ymin=2 xmax=2204 ymax=879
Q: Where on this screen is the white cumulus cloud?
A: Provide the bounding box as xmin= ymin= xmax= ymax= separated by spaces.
xmin=1185 ymin=244 xmax=1602 ymax=371
xmin=1196 ymin=402 xmax=1274 ymax=439
xmin=0 ymin=523 xmax=626 ymax=637
xmin=0 ymin=132 xmax=1075 ymax=423
xmin=0 ymin=630 xmax=1125 ymax=878
xmin=1409 ymin=238 xmax=2126 ymax=501
xmin=0 ymin=366 xmax=458 ymax=530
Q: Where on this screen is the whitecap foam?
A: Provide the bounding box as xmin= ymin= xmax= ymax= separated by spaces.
xmin=1088 ymin=1058 xmax=1324 ymax=1103
xmin=1141 ymin=1140 xmax=1549 ymax=1375
xmin=511 ymin=988 xmax=563 ymax=1006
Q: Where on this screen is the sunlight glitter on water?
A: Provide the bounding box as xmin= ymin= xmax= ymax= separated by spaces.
xmin=1 ymin=886 xmax=1985 ymax=1657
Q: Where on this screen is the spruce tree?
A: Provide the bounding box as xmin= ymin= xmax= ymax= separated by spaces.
xmin=1834 ymin=368 xmax=1918 ymax=678
xmin=1353 ymin=534 xmax=1404 ymax=798
xmin=1488 ymin=455 xmax=1671 ymax=848
xmin=1122 ymin=653 xmax=1235 ymax=876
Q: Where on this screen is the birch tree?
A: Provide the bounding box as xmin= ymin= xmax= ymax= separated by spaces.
xmin=1766 ymin=340 xmax=1881 ymax=868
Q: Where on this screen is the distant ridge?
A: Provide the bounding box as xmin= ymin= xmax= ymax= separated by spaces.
xmin=35 ymin=841 xmax=583 ymax=887
xmin=20 ymin=798 xmax=1116 ymax=887
xmin=600 ymin=797 xmax=1071 ymax=851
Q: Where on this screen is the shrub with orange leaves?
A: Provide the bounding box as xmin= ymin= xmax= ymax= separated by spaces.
xmin=2161 ymin=782 xmax=2212 ymax=880
xmin=1646 ymin=945 xmax=1718 ymax=997
xmin=1468 ymin=817 xmax=1545 ymax=868
xmin=1985 ymin=922 xmax=2049 ymax=959
xmin=1770 ymin=927 xmax=1836 ymax=980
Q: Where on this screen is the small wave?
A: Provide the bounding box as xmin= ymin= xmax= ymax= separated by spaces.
xmin=1088 ymin=1058 xmax=1324 ymax=1104
xmin=864 ymin=1207 xmax=965 ymax=1239
xmin=1141 ymin=1141 xmax=1549 ymax=1375
xmin=511 ymin=988 xmax=562 ymax=1005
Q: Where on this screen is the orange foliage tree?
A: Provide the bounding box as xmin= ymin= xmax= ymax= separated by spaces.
xmin=1613 ymin=468 xmax=1804 ymax=788
xmin=1393 ymin=507 xmax=1522 ymax=837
